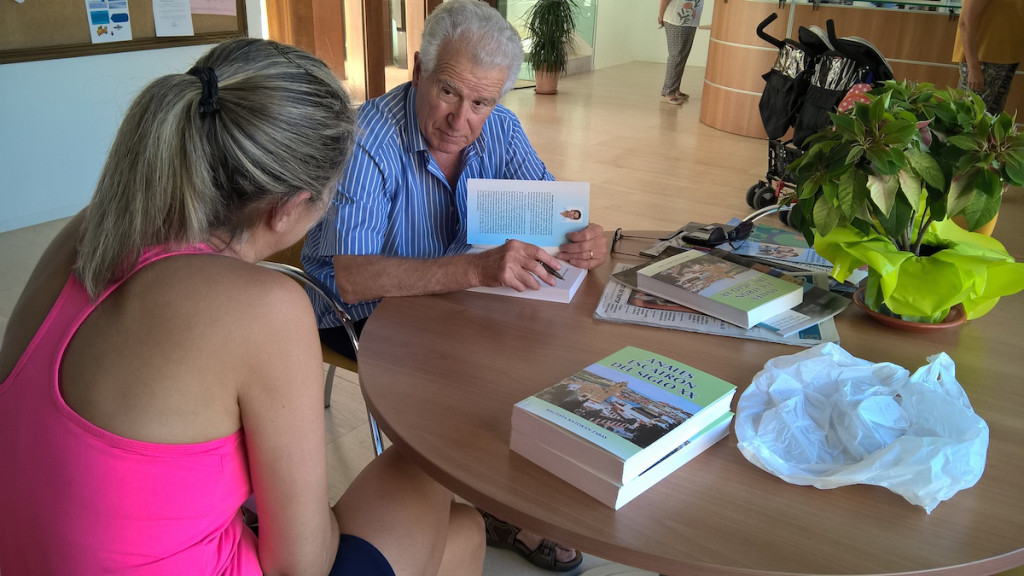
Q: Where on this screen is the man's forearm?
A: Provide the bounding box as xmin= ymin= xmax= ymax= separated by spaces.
xmin=332 ymin=253 xmax=483 ymax=303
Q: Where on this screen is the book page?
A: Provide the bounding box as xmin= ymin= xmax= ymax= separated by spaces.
xmin=467 ymin=179 xmax=590 ymax=253
xmin=466 ymin=261 xmax=587 ymax=303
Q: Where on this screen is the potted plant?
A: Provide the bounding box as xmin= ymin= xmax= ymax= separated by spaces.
xmin=786 ymin=79 xmax=1024 ymax=324
xmin=524 ymin=0 xmax=579 ymax=94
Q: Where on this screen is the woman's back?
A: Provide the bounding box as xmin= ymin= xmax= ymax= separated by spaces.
xmin=0 ymin=220 xmax=307 ymax=573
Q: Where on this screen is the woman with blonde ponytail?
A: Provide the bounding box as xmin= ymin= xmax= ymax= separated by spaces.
xmin=0 ymin=38 xmax=484 ymax=576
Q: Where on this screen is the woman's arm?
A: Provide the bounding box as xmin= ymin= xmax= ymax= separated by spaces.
xmin=0 ymin=211 xmax=85 ymax=379
xmin=958 ymin=0 xmax=991 ymax=91
xmin=238 ymin=271 xmax=340 ymax=575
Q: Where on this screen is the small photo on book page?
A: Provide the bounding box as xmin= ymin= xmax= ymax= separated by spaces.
xmin=467 ymin=179 xmax=590 ymax=254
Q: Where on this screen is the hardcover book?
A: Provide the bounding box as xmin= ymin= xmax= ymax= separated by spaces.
xmin=635 ymin=249 xmax=803 ymax=329
xmin=511 ymin=411 xmax=733 ymax=510
xmin=511 ymin=346 xmax=736 ymax=485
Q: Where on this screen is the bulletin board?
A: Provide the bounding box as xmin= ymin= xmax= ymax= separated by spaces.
xmin=0 ymin=0 xmax=247 ymax=64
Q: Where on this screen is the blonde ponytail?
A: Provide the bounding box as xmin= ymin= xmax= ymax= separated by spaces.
xmin=76 ymin=39 xmax=355 ymax=298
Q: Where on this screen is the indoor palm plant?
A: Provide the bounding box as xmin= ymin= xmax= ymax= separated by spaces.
xmin=786 ymin=79 xmax=1024 ymax=324
xmin=524 ymin=0 xmax=579 ymax=94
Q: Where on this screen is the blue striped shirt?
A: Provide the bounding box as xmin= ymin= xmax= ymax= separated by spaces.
xmin=303 ymin=82 xmax=554 ymax=326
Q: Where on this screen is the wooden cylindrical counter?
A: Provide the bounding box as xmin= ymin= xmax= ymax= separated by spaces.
xmin=700 ymin=0 xmax=1023 ymax=139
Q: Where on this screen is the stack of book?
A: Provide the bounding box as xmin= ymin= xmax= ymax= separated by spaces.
xmin=616 ymin=241 xmax=850 ymax=337
xmin=510 ymin=346 xmax=735 ymax=510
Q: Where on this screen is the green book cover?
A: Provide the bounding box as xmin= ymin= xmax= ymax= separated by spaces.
xmin=635 ymin=249 xmax=803 ymax=327
xmin=512 ymin=346 xmax=736 ymax=483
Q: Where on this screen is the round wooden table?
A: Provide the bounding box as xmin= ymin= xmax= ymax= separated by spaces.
xmin=358 ymin=231 xmax=1024 ymax=576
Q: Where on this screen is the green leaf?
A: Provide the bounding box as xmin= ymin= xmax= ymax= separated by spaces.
xmin=812 ymin=196 xmax=840 ymax=236
xmin=875 ymin=193 xmax=915 ymax=248
xmin=905 ymin=147 xmax=945 ymax=189
xmin=947 ymin=172 xmax=977 ymax=216
xmin=822 ymin=180 xmax=839 ymax=204
xmin=880 ymin=118 xmax=918 ymax=146
xmin=869 ymin=90 xmax=890 ymax=126
xmin=832 ymin=113 xmax=857 ymax=138
xmin=897 ymin=169 xmax=923 ymax=209
xmin=837 ymin=170 xmax=861 ymax=220
xmin=924 ymin=183 xmax=948 ymax=221
xmin=993 ymin=113 xmax=1010 ymax=142
xmin=845 ymin=144 xmax=865 ymax=165
xmin=947 ymin=134 xmax=983 ymax=151
xmin=865 ymin=148 xmax=896 ymax=174
xmin=1004 ymin=153 xmax=1024 ymax=185
xmin=867 ymin=173 xmax=899 ymax=216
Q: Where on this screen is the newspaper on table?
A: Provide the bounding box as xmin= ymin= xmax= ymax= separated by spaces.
xmin=594 ymin=264 xmax=840 ymax=347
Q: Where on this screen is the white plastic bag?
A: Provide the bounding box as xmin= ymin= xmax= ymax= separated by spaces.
xmin=735 ymin=342 xmax=989 ymax=513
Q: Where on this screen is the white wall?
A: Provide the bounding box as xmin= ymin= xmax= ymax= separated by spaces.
xmin=594 ymin=0 xmax=712 ymax=70
xmin=0 ymin=0 xmax=265 ymax=233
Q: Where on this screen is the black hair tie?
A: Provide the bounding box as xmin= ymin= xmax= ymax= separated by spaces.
xmin=187 ymin=66 xmax=220 ymax=118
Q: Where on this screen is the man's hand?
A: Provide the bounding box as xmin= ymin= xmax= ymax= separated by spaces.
xmin=475 ymin=240 xmax=565 ymax=292
xmin=558 ymin=223 xmax=608 ymax=269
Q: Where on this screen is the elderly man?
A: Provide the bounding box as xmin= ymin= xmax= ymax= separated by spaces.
xmin=302 ymin=0 xmax=604 ymax=572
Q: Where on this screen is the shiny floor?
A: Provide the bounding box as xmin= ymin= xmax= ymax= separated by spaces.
xmin=6 ymin=62 xmax=1015 ymax=576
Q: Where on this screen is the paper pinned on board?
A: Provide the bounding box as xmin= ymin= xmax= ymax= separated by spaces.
xmin=153 ymin=0 xmax=195 ymax=36
xmin=85 ymin=0 xmax=133 ymax=43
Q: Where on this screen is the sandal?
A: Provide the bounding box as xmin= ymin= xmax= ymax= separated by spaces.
xmin=661 ymin=93 xmax=685 ymax=105
xmin=481 ymin=511 xmax=584 ymax=572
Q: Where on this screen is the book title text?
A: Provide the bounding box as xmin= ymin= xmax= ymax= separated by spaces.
xmin=610 ymin=358 xmax=696 ymax=398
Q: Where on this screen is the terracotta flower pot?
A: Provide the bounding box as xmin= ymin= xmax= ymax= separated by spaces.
xmin=534 ymin=68 xmax=560 ymax=94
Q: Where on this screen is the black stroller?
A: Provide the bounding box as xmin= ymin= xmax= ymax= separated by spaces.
xmin=746 ymin=14 xmax=894 ymax=226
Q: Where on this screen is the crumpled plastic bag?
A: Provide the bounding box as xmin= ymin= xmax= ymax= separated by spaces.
xmin=735 ymin=342 xmax=989 ymax=513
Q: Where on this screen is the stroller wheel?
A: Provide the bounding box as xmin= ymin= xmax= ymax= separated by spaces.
xmin=778 ymin=206 xmax=791 ymax=227
xmin=746 ymin=183 xmax=762 ymax=208
xmin=749 ymin=183 xmax=777 ymax=210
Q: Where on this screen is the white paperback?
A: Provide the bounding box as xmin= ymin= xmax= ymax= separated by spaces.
xmin=465 ymin=178 xmax=590 ymax=303
xmin=511 ymin=411 xmax=733 ymax=510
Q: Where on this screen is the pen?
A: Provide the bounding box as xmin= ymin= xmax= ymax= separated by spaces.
xmin=541 ymin=261 xmax=565 ymax=280
xmin=506 ymin=238 xmax=565 ymax=280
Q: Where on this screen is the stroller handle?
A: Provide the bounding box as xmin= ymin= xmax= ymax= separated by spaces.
xmin=756 ymin=13 xmax=784 ymax=49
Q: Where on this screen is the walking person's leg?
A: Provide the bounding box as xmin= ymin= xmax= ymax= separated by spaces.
xmin=672 ymin=25 xmax=698 ymax=101
xmin=661 ymin=22 xmax=686 ymax=104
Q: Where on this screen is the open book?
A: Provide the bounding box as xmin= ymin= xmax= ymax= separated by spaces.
xmin=465 ymin=178 xmax=590 ymax=303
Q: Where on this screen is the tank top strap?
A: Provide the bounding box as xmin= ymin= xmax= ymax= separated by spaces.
xmin=92 ymin=243 xmax=218 ymax=303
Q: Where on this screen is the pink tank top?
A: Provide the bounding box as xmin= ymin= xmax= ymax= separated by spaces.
xmin=0 ymin=246 xmax=261 ymax=575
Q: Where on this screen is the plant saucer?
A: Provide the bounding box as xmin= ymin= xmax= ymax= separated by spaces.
xmin=853 ymin=287 xmax=966 ymax=332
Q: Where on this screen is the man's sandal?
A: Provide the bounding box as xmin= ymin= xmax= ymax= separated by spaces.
xmin=481 ymin=511 xmax=584 ymax=572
